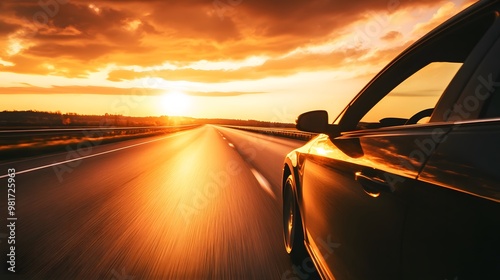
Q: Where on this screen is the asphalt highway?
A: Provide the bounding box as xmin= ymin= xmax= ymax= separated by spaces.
xmin=0 ymin=125 xmax=314 ymax=279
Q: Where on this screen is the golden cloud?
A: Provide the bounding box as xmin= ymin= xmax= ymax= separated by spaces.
xmin=0 ymin=0 xmax=459 ymax=78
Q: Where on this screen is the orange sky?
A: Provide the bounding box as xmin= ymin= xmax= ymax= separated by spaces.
xmin=0 ymin=0 xmax=475 ymax=122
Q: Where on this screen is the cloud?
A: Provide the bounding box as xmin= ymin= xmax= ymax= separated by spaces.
xmin=0 ymin=19 xmax=20 ymax=35
xmin=26 ymin=43 xmax=116 ymax=60
xmin=107 ymin=47 xmax=373 ymax=83
xmin=381 ymin=30 xmax=402 ymax=41
xmin=0 ymin=0 xmax=473 ymax=94
xmin=186 ymin=91 xmax=267 ymax=97
xmin=2 ymin=1 xmax=157 ymax=61
xmin=411 ymin=0 xmax=476 ymax=37
xmin=0 ymin=85 xmax=163 ymax=95
xmin=0 ymin=85 xmax=267 ymax=97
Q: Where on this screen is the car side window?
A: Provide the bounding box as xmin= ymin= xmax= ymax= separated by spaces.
xmin=337 ymin=11 xmax=498 ymax=132
xmin=358 ymin=62 xmax=462 ymax=130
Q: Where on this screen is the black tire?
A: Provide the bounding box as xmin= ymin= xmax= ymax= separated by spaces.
xmin=283 ymin=175 xmax=307 ymax=262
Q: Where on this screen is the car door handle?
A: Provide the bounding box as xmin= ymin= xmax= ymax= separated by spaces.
xmin=355 ymin=172 xmax=392 ymax=197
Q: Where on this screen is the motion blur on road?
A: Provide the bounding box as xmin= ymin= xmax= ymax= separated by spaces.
xmin=0 ymin=125 xmax=313 ymax=279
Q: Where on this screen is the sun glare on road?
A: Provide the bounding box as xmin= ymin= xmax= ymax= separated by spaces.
xmin=161 ymin=91 xmax=191 ymax=116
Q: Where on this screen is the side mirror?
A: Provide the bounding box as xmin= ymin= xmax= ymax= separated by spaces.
xmin=296 ymin=110 xmax=341 ymax=136
xmin=296 ymin=110 xmax=328 ymax=133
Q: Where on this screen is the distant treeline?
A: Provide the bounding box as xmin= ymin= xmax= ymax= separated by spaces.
xmin=0 ymin=111 xmax=294 ymax=128
xmin=197 ymin=118 xmax=295 ymax=128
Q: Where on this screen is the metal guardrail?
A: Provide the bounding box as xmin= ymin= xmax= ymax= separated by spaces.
xmin=223 ymin=125 xmax=317 ymax=141
xmin=0 ymin=125 xmax=200 ymax=145
xmin=0 ymin=124 xmax=198 ymax=134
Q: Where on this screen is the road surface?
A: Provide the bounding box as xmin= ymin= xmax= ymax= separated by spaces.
xmin=0 ymin=125 xmax=316 ymax=279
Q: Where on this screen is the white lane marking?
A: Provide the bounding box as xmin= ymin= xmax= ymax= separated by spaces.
xmin=249 ymin=167 xmax=276 ymax=200
xmin=0 ymin=131 xmax=191 ymax=179
xmin=218 ymin=128 xmax=276 ymax=200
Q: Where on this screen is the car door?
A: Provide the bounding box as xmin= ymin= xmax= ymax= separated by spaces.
xmin=300 ymin=6 xmax=499 ymax=279
xmin=400 ymin=25 xmax=500 ymax=280
xmin=302 ymin=124 xmax=452 ymax=279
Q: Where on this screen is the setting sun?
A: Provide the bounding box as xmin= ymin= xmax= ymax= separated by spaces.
xmin=161 ymin=91 xmax=191 ymax=116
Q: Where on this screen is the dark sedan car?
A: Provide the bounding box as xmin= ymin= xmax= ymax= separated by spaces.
xmin=282 ymin=1 xmax=500 ymax=279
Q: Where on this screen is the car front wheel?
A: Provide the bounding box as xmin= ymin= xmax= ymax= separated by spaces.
xmin=283 ymin=174 xmax=306 ymax=260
